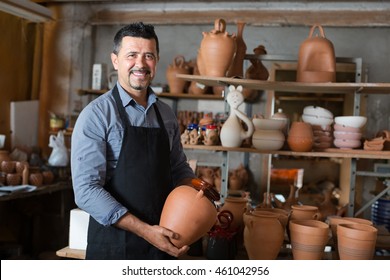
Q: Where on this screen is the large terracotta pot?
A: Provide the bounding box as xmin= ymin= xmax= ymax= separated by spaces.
xmin=197 ymin=18 xmax=236 ymax=77
xmin=159 ymin=179 xmax=219 ymax=248
xmin=289 ymin=219 xmax=330 ymax=260
xmin=337 ymin=223 xmax=377 ymax=260
xmin=243 ymin=211 xmax=285 ymax=259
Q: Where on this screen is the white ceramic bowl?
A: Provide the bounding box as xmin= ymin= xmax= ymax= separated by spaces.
xmin=302 ymin=113 xmax=333 ymax=127
xmin=334 ymin=116 xmax=367 ymax=128
xmin=252 ymin=118 xmax=286 ymax=130
xmin=252 ymin=129 xmax=285 ymax=151
xmin=303 ymin=105 xmax=334 ymax=119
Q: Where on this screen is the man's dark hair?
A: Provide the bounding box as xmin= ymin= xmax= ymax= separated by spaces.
xmin=113 ymin=22 xmax=159 ymax=55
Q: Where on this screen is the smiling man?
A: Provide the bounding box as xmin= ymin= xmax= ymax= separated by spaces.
xmin=71 ymin=22 xmax=196 ymax=260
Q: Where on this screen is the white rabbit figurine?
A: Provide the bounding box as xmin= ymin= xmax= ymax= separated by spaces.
xmin=48 ymin=130 xmax=69 ymax=166
xmin=220 ymin=85 xmax=254 ymax=147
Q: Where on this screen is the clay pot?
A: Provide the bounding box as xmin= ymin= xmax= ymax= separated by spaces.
xmin=1 ymin=161 xmax=16 ymax=174
xmin=0 ymin=150 xmax=11 ymax=164
xmin=327 ymin=215 xmax=373 ymax=250
xmin=166 ymin=55 xmax=191 ymax=93
xmin=6 ymin=173 xmax=22 ymax=186
xmin=227 ymin=21 xmax=247 ymax=77
xmin=253 ymin=207 xmax=289 ymax=229
xmin=220 ymin=196 xmax=248 ymax=231
xmin=289 ymin=219 xmax=330 ymax=260
xmin=337 ymin=223 xmax=377 ymax=260
xmin=29 ymin=172 xmax=43 ymax=187
xmin=287 ymin=121 xmax=314 ymax=152
xmin=15 ymin=161 xmax=29 ymax=174
xmin=42 ymin=170 xmax=55 ymax=185
xmin=197 ymin=18 xmax=237 ymax=77
xmin=243 ymin=211 xmax=285 ymax=259
xmin=242 ymin=45 xmax=269 ymax=101
xmin=159 ymin=184 xmax=218 ymax=248
xmin=289 ymin=204 xmax=321 ymax=221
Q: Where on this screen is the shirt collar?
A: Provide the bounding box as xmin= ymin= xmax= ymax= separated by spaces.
xmin=116 ymin=82 xmax=157 ymax=108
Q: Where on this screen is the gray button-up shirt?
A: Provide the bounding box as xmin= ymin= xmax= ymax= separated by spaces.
xmin=71 ymin=83 xmax=195 ymax=226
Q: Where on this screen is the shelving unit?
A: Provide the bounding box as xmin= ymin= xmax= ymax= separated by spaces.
xmin=176 ymin=70 xmax=390 ymax=216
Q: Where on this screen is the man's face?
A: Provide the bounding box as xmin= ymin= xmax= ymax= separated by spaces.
xmin=111 ymin=36 xmax=159 ymax=93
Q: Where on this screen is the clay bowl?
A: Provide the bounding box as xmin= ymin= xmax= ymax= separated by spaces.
xmin=334 ymin=138 xmax=362 ymax=149
xmin=334 ymin=116 xmax=367 ymax=129
xmin=333 ymin=131 xmax=362 ymax=141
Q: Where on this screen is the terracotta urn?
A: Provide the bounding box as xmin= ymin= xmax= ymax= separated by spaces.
xmin=337 ymin=223 xmax=377 ymax=260
xmin=197 ymin=18 xmax=237 ymax=77
xmin=219 ymin=85 xmax=254 ymax=147
xmin=243 ymin=211 xmax=285 ymax=259
xmin=220 ymin=196 xmax=248 ymax=231
xmin=289 ymin=204 xmax=321 ymax=222
xmin=287 ymin=121 xmax=314 ymax=152
xmin=166 ymin=55 xmax=191 ymax=94
xmin=289 ymin=219 xmax=330 ymax=260
xmin=227 ymin=21 xmax=247 ymax=77
xmin=159 ymin=178 xmax=219 ymax=248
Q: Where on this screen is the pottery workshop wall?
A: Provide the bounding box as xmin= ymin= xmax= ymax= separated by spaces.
xmin=36 ymin=1 xmax=390 ymax=210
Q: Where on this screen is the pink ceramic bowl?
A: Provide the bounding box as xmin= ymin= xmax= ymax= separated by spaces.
xmin=334 ymin=138 xmax=362 ymax=149
xmin=334 ymin=131 xmax=362 ymax=141
xmin=333 ymin=123 xmax=361 ymax=133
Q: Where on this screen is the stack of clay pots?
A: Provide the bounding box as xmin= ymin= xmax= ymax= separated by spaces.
xmin=333 ymin=116 xmax=367 ymax=149
xmin=301 ymin=106 xmax=334 ymax=150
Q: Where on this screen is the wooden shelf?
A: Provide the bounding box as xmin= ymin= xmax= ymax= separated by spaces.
xmin=183 ymin=145 xmax=390 ymax=160
xmin=176 ymin=74 xmax=390 ymax=95
xmin=157 ymin=92 xmax=224 ymax=100
xmin=77 ymin=89 xmax=107 ymax=96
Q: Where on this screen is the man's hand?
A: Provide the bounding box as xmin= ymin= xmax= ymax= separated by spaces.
xmin=115 ymin=212 xmax=189 ymax=257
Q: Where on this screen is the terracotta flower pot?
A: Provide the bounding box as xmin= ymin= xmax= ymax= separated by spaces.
xmin=337 ymin=223 xmax=377 ymax=260
xmin=159 ymin=182 xmax=218 ymax=248
xmin=289 ymin=219 xmax=330 ymax=260
xmin=243 ymin=211 xmax=285 ymax=260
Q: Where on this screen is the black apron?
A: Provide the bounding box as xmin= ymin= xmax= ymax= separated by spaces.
xmin=86 ymin=85 xmax=174 ymax=259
